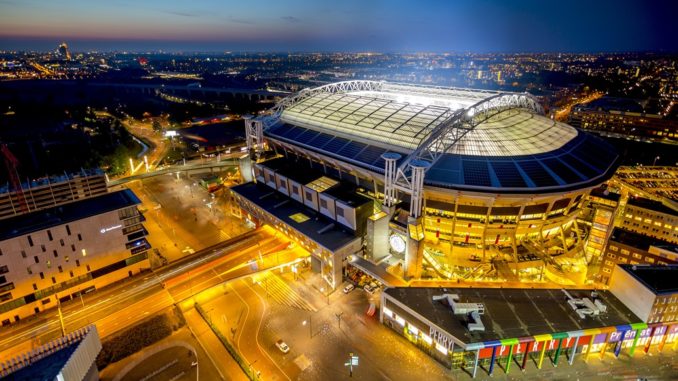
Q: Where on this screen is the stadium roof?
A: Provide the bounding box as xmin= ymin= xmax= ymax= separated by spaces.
xmin=264 ymin=81 xmax=620 ymax=194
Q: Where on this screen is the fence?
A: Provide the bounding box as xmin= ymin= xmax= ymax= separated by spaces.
xmin=194 ymin=303 xmax=261 ymax=381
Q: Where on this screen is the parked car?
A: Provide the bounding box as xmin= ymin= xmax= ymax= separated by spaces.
xmin=275 ymin=339 xmax=290 ymax=354
xmin=343 ymin=284 xmax=355 ymax=294
xmin=364 ymin=284 xmax=376 ymax=294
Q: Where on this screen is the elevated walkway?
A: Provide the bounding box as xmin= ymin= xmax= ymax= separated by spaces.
xmin=349 ymin=256 xmax=408 ymax=287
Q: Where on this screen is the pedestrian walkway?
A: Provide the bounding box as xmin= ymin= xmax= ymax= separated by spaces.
xmin=257 ymin=272 xmax=316 ymax=312
xmin=184 ymin=308 xmax=248 ymax=381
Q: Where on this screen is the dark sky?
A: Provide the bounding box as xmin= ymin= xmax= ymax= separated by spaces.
xmin=0 ymin=0 xmax=676 ymax=52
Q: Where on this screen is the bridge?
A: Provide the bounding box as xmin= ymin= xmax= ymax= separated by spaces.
xmin=107 ymin=159 xmax=241 ymax=186
xmin=88 ymin=82 xmax=289 ymax=101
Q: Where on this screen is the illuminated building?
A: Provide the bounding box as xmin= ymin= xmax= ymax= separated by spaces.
xmin=580 ymin=187 xmax=620 ymax=264
xmin=0 ymin=169 xmax=107 ymax=220
xmin=0 ymin=325 xmax=101 ymax=380
xmin=619 ymin=197 xmax=678 ymax=244
xmin=569 ymin=99 xmax=678 ymax=141
xmin=0 ymin=190 xmax=150 ymax=325
xmin=610 ymin=264 xmax=678 ymax=324
xmin=599 ymin=228 xmax=677 ymax=285
xmin=57 ymin=42 xmax=71 ymax=61
xmin=239 ymin=81 xmax=619 ymax=288
xmin=381 ymin=286 xmax=675 ymax=378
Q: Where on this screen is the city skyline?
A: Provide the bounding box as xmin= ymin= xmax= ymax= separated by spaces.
xmin=1 ymin=0 xmax=677 ymax=52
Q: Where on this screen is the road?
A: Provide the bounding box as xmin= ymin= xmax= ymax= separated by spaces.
xmin=0 ymin=228 xmax=306 ymax=362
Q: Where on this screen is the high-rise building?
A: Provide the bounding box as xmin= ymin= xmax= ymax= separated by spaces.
xmin=57 ymin=42 xmax=71 ymax=60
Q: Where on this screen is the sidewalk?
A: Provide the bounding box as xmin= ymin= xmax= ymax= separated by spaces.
xmin=184 ymin=307 xmax=249 ymax=381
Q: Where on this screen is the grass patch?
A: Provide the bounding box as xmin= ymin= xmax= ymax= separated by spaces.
xmin=96 ymin=306 xmax=186 ymax=370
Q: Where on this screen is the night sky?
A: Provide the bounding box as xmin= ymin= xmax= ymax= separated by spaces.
xmin=0 ymin=0 xmax=676 ymax=52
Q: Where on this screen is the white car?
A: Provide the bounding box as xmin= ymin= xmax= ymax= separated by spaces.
xmin=275 ymin=339 xmax=290 ymax=354
xmin=364 ymin=284 xmax=376 ymax=294
xmin=343 ymin=284 xmax=355 ymax=294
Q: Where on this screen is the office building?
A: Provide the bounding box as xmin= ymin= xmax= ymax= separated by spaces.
xmin=0 ymin=189 xmax=150 ymax=325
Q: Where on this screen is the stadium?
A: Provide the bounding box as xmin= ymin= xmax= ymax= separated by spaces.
xmin=233 ymin=80 xmax=620 ymax=289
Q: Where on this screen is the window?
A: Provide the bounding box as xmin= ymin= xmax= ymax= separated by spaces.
xmin=32 ymin=284 xmax=37 ymax=291
xmin=320 ymin=199 xmax=328 ymax=209
xmin=53 ymin=250 xmax=58 ymax=258
xmin=305 ymin=191 xmax=313 ymax=200
xmin=632 ymin=253 xmax=643 ymax=260
xmin=76 ymin=260 xmax=80 ymax=267
xmin=51 ymin=277 xmax=56 ymax=284
xmin=71 ymin=244 xmax=75 ymax=252
xmin=336 ymin=207 xmax=345 ymax=218
xmin=26 ymin=267 xmax=32 ymax=275
xmin=77 ymin=234 xmax=82 ymax=241
xmin=86 ymin=265 xmax=91 ymax=271
xmin=46 ymin=260 xmax=51 ymax=268
xmin=34 ymin=256 xmax=39 ymax=264
xmin=65 ymin=256 xmax=69 ymax=262
xmin=27 ymin=235 xmax=33 ymax=247
xmin=59 ymin=239 xmax=64 ymax=246
xmin=39 ymin=272 xmax=44 ymax=280
xmin=47 ymin=230 xmax=53 ymax=241
xmin=21 ymin=250 xmax=26 ymax=258
xmin=0 ymin=248 xmax=3 ymax=256
xmin=58 ymin=266 xmax=63 ymax=273
xmin=41 ymin=245 xmax=46 ymax=252
xmin=65 ymin=225 xmax=71 ymax=236
xmin=69 ymin=271 xmax=74 ymax=278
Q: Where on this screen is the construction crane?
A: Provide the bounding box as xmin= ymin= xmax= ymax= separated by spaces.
xmin=1 ymin=143 xmax=28 ymax=213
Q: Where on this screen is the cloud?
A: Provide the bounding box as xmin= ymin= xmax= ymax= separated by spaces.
xmin=229 ymin=16 xmax=255 ymax=25
xmin=281 ymin=16 xmax=301 ymax=23
xmin=163 ymin=10 xmax=197 ymax=17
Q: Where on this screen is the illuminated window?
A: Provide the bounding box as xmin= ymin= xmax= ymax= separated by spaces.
xmin=407 ymin=324 xmax=419 ymax=335
xmin=435 ymin=342 xmax=448 ymax=355
xmin=383 ymin=307 xmax=393 ymax=318
xmin=395 ymin=315 xmax=406 ymax=327
xmin=421 ymin=333 xmax=433 ymax=345
xmin=81 ymin=249 xmax=87 ymax=257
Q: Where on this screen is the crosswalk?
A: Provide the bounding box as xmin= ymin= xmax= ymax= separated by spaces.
xmin=217 ymin=229 xmax=230 ymax=241
xmin=257 ymin=272 xmax=316 ymax=312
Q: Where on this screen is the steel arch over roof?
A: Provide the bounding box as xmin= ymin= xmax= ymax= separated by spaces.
xmin=394 ymin=92 xmax=545 ymax=186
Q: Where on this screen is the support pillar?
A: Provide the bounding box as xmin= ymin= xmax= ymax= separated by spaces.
xmin=505 ymin=344 xmax=514 ymax=374
xmin=521 ymin=343 xmax=530 ymax=370
xmin=569 ymin=336 xmax=580 ymax=365
xmin=614 ymin=331 xmax=625 ymax=358
xmin=488 ymin=346 xmax=497 ymax=376
xmin=585 ymin=335 xmax=594 ymax=361
xmin=537 ymin=342 xmax=547 ymax=369
xmin=629 ymin=329 xmax=642 ymax=357
xmin=408 ymin=160 xmax=430 ymax=218
xmin=659 ymin=328 xmax=669 ymax=352
xmin=381 ymin=153 xmax=401 ymax=207
xmin=644 ymin=327 xmax=656 ymax=354
xmin=599 ymin=333 xmax=610 ymax=359
xmin=472 ymin=349 xmax=480 ymax=379
xmin=553 ymin=339 xmax=563 ymax=366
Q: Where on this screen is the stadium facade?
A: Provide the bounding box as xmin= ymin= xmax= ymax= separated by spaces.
xmin=234 ymin=81 xmax=620 ymax=289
